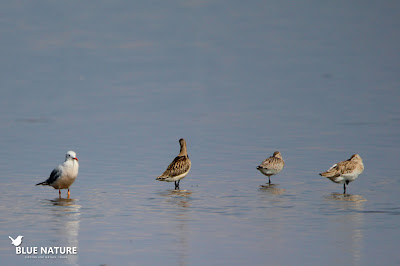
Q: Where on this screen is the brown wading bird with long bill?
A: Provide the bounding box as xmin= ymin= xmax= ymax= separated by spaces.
xmin=320 ymin=154 xmax=364 ymax=194
xmin=156 ymin=138 xmax=191 ymax=190
xmin=257 ymin=151 xmax=285 ymax=184
xmin=36 ymin=151 xmax=79 ymax=198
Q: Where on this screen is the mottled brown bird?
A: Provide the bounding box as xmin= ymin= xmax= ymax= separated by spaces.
xmin=156 ymin=138 xmax=191 ymax=190
xmin=257 ymin=151 xmax=285 ymax=184
xmin=320 ymin=154 xmax=364 ymax=194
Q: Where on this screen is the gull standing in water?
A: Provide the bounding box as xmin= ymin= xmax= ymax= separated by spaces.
xmin=320 ymin=154 xmax=364 ymax=194
xmin=257 ymin=151 xmax=285 ymax=184
xmin=156 ymin=138 xmax=191 ymax=190
xmin=36 ymin=151 xmax=79 ymax=198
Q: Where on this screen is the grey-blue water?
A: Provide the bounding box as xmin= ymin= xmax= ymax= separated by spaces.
xmin=1 ymin=1 xmax=400 ymax=265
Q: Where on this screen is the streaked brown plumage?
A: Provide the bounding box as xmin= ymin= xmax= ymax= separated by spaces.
xmin=156 ymin=138 xmax=191 ymax=190
xmin=257 ymin=151 xmax=285 ymax=184
xmin=320 ymin=154 xmax=364 ymax=194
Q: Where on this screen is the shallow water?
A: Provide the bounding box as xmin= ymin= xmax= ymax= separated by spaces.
xmin=1 ymin=1 xmax=400 ymax=265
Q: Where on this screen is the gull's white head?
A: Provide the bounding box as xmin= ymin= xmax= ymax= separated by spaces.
xmin=65 ymin=151 xmax=78 ymax=162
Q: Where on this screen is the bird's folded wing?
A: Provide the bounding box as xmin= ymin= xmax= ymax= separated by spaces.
xmin=46 ymin=167 xmax=62 ymax=184
xmin=323 ymin=160 xmax=356 ymax=177
xmin=162 ymin=156 xmax=190 ymax=177
xmin=337 ymin=160 xmax=357 ymax=174
xmin=260 ymin=157 xmax=283 ymax=170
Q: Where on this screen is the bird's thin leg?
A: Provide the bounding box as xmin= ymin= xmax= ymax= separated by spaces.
xmin=268 ymin=177 xmax=271 ymax=184
xmin=343 ymin=183 xmax=346 ymax=194
xmin=67 ymin=188 xmax=70 ymax=199
xmin=175 ymin=180 xmax=180 ymax=190
xmin=59 ymin=189 xmax=61 ymax=198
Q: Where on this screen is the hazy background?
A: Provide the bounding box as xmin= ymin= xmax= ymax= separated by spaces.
xmin=1 ymin=1 xmax=399 ymax=265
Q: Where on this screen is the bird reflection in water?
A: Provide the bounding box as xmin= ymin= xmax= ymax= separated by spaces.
xmin=160 ymin=190 xmax=192 ymax=204
xmin=259 ymin=184 xmax=286 ymax=195
xmin=46 ymin=198 xmax=81 ymax=266
xmin=159 ymin=190 xmax=191 ymax=266
xmin=164 ymin=190 xmax=192 ymax=208
xmin=325 ymin=193 xmax=366 ymax=265
xmin=325 ymin=193 xmax=367 ymax=202
xmin=48 ymin=198 xmax=78 ymax=206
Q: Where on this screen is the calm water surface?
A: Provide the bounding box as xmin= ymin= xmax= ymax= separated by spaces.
xmin=1 ymin=1 xmax=400 ymax=265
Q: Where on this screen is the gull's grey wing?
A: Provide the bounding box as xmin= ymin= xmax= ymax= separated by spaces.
xmin=45 ymin=167 xmax=62 ymax=184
